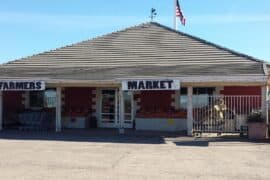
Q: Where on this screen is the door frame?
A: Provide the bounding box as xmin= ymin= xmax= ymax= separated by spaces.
xmin=98 ymin=88 xmax=118 ymax=128
xmin=97 ymin=88 xmax=134 ymax=129
xmin=122 ymin=91 xmax=134 ymax=128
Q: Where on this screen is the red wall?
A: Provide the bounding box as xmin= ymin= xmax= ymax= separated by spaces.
xmin=220 ymin=86 xmax=261 ymax=113
xmin=63 ymin=87 xmax=96 ymax=116
xmin=136 ymin=90 xmax=186 ymax=118
xmin=138 ymin=91 xmax=174 ymax=112
xmin=138 ymin=90 xmax=174 ymax=112
xmin=220 ymin=86 xmax=261 ymax=95
xmin=3 ymin=91 xmax=24 ymax=111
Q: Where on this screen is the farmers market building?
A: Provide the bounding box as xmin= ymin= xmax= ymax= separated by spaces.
xmin=0 ymin=22 xmax=268 ymax=135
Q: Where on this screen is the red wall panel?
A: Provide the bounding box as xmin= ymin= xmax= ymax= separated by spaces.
xmin=3 ymin=91 xmax=24 ymax=110
xmin=220 ymin=86 xmax=261 ymax=113
xmin=220 ymin=86 xmax=261 ymax=95
xmin=136 ymin=90 xmax=187 ymax=118
xmin=138 ymin=90 xmax=174 ymax=112
xmin=63 ymin=87 xmax=95 ymax=116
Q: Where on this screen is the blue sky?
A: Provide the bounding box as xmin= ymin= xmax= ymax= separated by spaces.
xmin=0 ymin=0 xmax=270 ymax=63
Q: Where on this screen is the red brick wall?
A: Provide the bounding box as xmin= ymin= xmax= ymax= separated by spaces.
xmin=3 ymin=91 xmax=24 ymax=110
xmin=63 ymin=87 xmax=96 ymax=116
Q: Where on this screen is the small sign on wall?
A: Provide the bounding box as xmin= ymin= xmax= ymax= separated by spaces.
xmin=0 ymin=80 xmax=45 ymax=91
xmin=122 ymin=79 xmax=180 ymax=91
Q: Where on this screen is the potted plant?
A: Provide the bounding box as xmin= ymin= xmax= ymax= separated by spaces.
xmin=247 ymin=111 xmax=268 ymax=140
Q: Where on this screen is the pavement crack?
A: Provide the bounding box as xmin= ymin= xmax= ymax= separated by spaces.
xmin=111 ymin=150 xmax=131 ymax=169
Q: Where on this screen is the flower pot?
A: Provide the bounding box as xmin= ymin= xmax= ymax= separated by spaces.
xmin=248 ymin=122 xmax=268 ymax=140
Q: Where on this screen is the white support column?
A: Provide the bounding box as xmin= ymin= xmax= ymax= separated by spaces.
xmin=56 ymin=87 xmax=62 ymax=132
xmin=261 ymin=86 xmax=269 ymax=125
xmin=118 ymin=88 xmax=125 ymax=134
xmin=187 ymin=86 xmax=193 ymax=136
xmin=0 ymin=91 xmax=3 ymax=131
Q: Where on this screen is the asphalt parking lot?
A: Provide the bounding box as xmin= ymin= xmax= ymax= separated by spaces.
xmin=0 ymin=130 xmax=269 ymax=180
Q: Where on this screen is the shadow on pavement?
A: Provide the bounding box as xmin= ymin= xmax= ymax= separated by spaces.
xmin=1 ymin=129 xmax=268 ymax=146
xmin=173 ymin=136 xmax=270 ymax=147
xmin=174 ymin=140 xmax=209 ymax=147
xmin=0 ymin=129 xmax=186 ymax=145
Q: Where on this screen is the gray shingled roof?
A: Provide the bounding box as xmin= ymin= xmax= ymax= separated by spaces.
xmin=0 ymin=22 xmax=266 ymax=81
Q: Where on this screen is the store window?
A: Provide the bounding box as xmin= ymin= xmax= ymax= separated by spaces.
xmin=124 ymin=91 xmax=132 ymax=120
xmin=29 ymin=89 xmax=56 ymax=109
xmin=179 ymin=88 xmax=188 ymax=109
xmin=29 ymin=91 xmax=44 ymax=108
xmin=44 ymin=89 xmax=56 ymax=108
xmin=180 ymin=87 xmax=215 ymax=109
xmin=101 ymin=90 xmax=116 ymax=123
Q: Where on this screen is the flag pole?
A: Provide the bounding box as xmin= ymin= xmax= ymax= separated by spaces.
xmin=173 ymin=0 xmax=177 ymax=30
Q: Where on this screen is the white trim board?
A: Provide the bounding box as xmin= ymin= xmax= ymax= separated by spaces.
xmin=0 ymin=75 xmax=267 ymax=85
xmin=117 ymin=75 xmax=267 ymax=83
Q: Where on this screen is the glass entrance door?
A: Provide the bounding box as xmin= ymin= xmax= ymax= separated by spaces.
xmin=100 ymin=89 xmax=118 ymax=128
xmin=99 ymin=89 xmax=133 ymax=128
xmin=123 ymin=91 xmax=133 ymax=128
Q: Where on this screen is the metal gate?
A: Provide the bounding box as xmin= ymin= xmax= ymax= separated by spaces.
xmin=193 ymin=95 xmax=261 ymax=133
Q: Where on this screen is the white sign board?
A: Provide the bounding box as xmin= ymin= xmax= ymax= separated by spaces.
xmin=0 ymin=80 xmax=45 ymax=91
xmin=122 ymin=80 xmax=180 ymax=91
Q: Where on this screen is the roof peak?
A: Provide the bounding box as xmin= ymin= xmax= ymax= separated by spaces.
xmin=147 ymin=22 xmax=265 ymax=64
xmin=2 ymin=21 xmax=265 ymax=67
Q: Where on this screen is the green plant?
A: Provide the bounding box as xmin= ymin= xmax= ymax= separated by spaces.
xmin=247 ymin=111 xmax=265 ymax=123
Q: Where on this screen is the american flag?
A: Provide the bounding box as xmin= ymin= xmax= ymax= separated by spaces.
xmin=176 ymin=0 xmax=186 ymax=26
